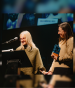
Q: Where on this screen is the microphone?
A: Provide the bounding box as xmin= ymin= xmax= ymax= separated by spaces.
xmin=2 ymin=37 xmax=18 ymax=44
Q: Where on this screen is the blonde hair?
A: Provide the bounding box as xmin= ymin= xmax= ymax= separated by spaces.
xmin=20 ymin=31 xmax=36 ymax=48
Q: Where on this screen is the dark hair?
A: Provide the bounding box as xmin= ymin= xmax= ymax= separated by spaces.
xmin=58 ymin=22 xmax=73 ymax=42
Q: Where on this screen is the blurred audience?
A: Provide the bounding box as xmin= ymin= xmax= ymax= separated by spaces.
xmin=2 ymin=0 xmax=75 ymax=13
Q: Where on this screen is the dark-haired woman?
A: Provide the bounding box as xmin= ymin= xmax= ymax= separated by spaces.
xmin=40 ymin=22 xmax=73 ymax=88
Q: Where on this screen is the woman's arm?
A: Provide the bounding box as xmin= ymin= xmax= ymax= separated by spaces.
xmin=35 ymin=48 xmax=46 ymax=74
xmin=49 ymin=59 xmax=56 ymax=73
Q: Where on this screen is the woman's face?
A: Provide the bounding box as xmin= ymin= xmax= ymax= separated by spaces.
xmin=20 ymin=33 xmax=27 ymax=46
xmin=58 ymin=27 xmax=66 ymax=38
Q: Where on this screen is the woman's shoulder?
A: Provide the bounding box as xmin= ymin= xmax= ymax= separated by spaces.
xmin=32 ymin=47 xmax=39 ymax=52
xmin=66 ymin=37 xmax=74 ymax=46
xmin=69 ymin=36 xmax=73 ymax=40
xmin=67 ymin=36 xmax=73 ymax=42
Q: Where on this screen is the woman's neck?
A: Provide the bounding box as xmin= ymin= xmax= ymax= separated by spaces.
xmin=24 ymin=44 xmax=28 ymax=49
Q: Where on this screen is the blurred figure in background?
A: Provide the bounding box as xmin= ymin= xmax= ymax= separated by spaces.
xmin=2 ymin=0 xmax=75 ymax=13
xmin=35 ymin=0 xmax=68 ymax=13
xmin=6 ymin=13 xmax=18 ymax=30
xmin=16 ymin=13 xmax=36 ymax=28
xmin=2 ymin=0 xmax=36 ymax=13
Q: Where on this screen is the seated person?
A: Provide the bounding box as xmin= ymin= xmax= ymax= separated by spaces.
xmin=40 ymin=22 xmax=73 ymax=88
xmin=16 ymin=30 xmax=46 ymax=76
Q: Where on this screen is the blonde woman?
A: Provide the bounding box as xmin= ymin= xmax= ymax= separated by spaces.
xmin=16 ymin=31 xmax=46 ymax=76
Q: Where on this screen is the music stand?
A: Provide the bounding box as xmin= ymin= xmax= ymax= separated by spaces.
xmin=2 ymin=50 xmax=32 ymax=67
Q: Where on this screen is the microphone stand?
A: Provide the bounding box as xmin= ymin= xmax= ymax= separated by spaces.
xmin=2 ymin=37 xmax=18 ymax=44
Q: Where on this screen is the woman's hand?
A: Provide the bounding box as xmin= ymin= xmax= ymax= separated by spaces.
xmin=51 ymin=53 xmax=58 ymax=60
xmin=39 ymin=70 xmax=48 ymax=75
xmin=40 ymin=70 xmax=53 ymax=75
xmin=47 ymin=71 xmax=53 ymax=75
